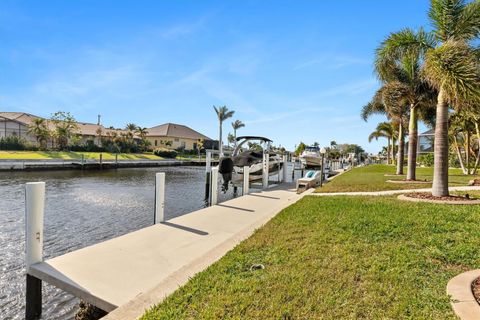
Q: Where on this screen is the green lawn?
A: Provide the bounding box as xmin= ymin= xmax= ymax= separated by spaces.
xmin=317 ymin=164 xmax=479 ymax=193
xmin=0 ymin=151 xmax=162 ymax=160
xmin=142 ymin=195 xmax=479 ymax=319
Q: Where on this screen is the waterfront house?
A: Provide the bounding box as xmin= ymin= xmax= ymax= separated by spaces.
xmin=0 ymin=112 xmax=135 ymax=147
xmin=146 ymin=123 xmax=215 ymax=151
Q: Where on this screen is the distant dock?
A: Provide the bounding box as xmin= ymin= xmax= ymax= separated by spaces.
xmin=0 ymin=159 xmax=218 ymax=171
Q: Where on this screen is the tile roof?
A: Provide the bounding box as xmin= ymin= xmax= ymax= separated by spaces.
xmin=147 ymin=123 xmax=211 ymax=140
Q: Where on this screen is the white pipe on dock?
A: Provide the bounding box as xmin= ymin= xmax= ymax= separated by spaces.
xmin=243 ymin=166 xmax=249 ymax=195
xmin=154 ymin=173 xmax=165 ymax=223
xmin=211 ymin=167 xmax=218 ymax=205
xmin=25 ymin=182 xmax=45 ymax=271
xmin=282 ymin=155 xmax=288 ymax=182
xmin=262 ymin=153 xmax=269 ymax=189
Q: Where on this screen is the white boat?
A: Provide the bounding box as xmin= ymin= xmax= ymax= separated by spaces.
xmin=300 ymin=146 xmax=322 ymax=167
xmin=218 ymin=136 xmax=284 ymax=189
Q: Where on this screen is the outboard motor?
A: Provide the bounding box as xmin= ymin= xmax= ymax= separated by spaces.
xmin=218 ymin=157 xmax=234 ymax=192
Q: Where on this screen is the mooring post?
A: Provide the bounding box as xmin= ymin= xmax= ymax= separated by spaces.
xmin=99 ymin=153 xmax=103 ymax=169
xmin=81 ymin=154 xmax=85 ymax=166
xmin=115 ymin=154 xmax=118 ymax=166
xmin=25 ymin=182 xmax=45 ymax=320
xmin=154 ymin=172 xmax=165 ymax=224
xmin=243 ymin=166 xmax=250 ymax=195
xmin=262 ymin=152 xmax=269 ymax=189
xmin=204 ymin=151 xmax=212 ymax=203
xmin=210 ymin=166 xmax=218 ymax=205
xmin=282 ymin=155 xmax=288 ymax=183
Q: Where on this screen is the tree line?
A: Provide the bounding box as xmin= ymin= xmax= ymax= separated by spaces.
xmin=363 ymin=0 xmax=480 ymax=197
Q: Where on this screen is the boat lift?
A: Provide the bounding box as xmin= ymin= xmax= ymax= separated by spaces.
xmin=204 ymin=146 xmax=288 ymax=206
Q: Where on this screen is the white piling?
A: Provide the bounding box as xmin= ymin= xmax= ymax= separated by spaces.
xmin=25 ymin=182 xmax=45 ymax=270
xmin=262 ymin=152 xmax=269 ymax=189
xmin=206 ymin=151 xmax=212 ymax=173
xmin=25 ymin=182 xmax=45 ymax=319
xmin=211 ymin=167 xmax=218 ymax=205
xmin=282 ymin=155 xmax=288 ymax=182
xmin=154 ymin=172 xmax=165 ymax=224
xmin=243 ymin=166 xmax=250 ymax=195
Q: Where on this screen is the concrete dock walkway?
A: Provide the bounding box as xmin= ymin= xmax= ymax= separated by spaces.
xmin=28 ymin=183 xmax=308 ymax=319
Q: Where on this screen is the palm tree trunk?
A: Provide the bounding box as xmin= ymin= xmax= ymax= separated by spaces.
xmin=391 ymin=137 xmax=396 ymax=165
xmin=233 ymin=128 xmax=237 ymax=149
xmin=219 ymin=122 xmax=223 ymax=156
xmin=466 ymin=131 xmax=470 ymax=174
xmin=387 ymin=138 xmax=391 ymax=164
xmin=472 ymin=122 xmax=480 ymax=175
xmin=396 ymin=123 xmax=404 ymax=175
xmin=407 ymin=105 xmax=418 ymax=180
xmin=453 ymin=135 xmax=467 ymax=174
xmin=432 ymin=88 xmax=449 ymax=197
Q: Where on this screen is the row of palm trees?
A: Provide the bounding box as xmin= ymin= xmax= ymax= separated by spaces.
xmin=363 ymin=0 xmax=480 ymax=197
xmin=213 ymin=106 xmax=245 ymax=155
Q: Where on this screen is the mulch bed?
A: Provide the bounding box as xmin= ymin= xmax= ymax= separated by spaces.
xmin=472 ymin=276 xmax=480 ymax=306
xmin=404 ymin=192 xmax=478 ymax=201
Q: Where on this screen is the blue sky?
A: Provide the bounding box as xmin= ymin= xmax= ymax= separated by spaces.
xmin=0 ymin=0 xmax=432 ymax=152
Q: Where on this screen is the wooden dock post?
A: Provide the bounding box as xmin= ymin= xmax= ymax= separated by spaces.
xmin=282 ymin=155 xmax=288 ymax=182
xmin=210 ymin=167 xmax=218 ymax=205
xmin=154 ymin=173 xmax=165 ymax=224
xmin=25 ymin=182 xmax=45 ymax=320
xmin=262 ymin=152 xmax=269 ymax=189
xmin=99 ymin=153 xmax=103 ymax=169
xmin=204 ymin=151 xmax=212 ymax=203
xmin=243 ymin=166 xmax=249 ymax=195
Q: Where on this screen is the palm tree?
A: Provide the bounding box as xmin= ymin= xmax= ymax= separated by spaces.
xmin=135 ymin=127 xmax=149 ymax=139
xmin=231 ymin=120 xmax=245 ymax=148
xmin=368 ymin=122 xmax=395 ymax=164
xmin=125 ymin=123 xmax=138 ymax=132
xmin=375 ymin=28 xmax=438 ymax=180
xmin=423 ymin=0 xmax=480 ymax=196
xmin=362 ymin=86 xmax=408 ymax=174
xmin=227 ymin=133 xmax=235 ymax=147
xmin=213 ymin=105 xmax=234 ymax=156
xmin=27 ymin=118 xmax=50 ymax=149
xmin=51 ymin=111 xmax=78 ymax=150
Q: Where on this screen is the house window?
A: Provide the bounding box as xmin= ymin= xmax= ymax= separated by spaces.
xmin=155 ymin=140 xmax=158 ymax=146
xmin=193 ymin=143 xmax=197 ymax=150
xmin=181 ymin=141 xmax=186 ymax=148
xmin=174 ymin=138 xmax=179 ymax=142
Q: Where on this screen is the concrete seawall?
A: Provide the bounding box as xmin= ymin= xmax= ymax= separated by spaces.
xmin=0 ymin=159 xmax=219 ymax=171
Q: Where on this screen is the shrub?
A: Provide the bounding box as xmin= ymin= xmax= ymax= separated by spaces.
xmin=153 ymin=148 xmax=177 ymax=158
xmin=418 ymin=153 xmax=434 ymax=167
xmin=71 ymin=140 xmax=106 ymax=152
xmin=0 ymin=136 xmax=28 ymax=150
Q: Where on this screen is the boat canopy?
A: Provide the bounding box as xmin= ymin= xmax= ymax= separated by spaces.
xmin=305 ymin=146 xmax=320 ymax=151
xmin=235 ymin=136 xmax=273 ymax=143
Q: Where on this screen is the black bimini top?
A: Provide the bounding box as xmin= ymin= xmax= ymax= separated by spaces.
xmin=235 ymin=136 xmax=273 ymax=142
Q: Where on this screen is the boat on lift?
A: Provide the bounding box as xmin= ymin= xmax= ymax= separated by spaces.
xmin=218 ymin=136 xmax=284 ymax=190
xmin=299 ymin=146 xmax=322 ymax=167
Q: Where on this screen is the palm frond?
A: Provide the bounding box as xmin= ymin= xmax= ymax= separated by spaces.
xmin=423 ymin=40 xmax=480 ymax=106
xmin=429 ymin=0 xmax=480 ymax=42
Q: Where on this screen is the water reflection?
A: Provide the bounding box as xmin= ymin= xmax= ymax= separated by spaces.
xmin=0 ymin=166 xmax=235 ymax=319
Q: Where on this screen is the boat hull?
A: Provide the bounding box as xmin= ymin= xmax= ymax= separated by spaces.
xmin=300 ymin=155 xmax=322 ymax=167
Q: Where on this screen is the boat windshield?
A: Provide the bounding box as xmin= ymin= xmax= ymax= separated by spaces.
xmin=305 ymin=146 xmax=319 ymax=152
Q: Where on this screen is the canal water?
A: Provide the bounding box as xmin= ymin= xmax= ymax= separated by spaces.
xmin=0 ymin=166 xmax=248 ymax=319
